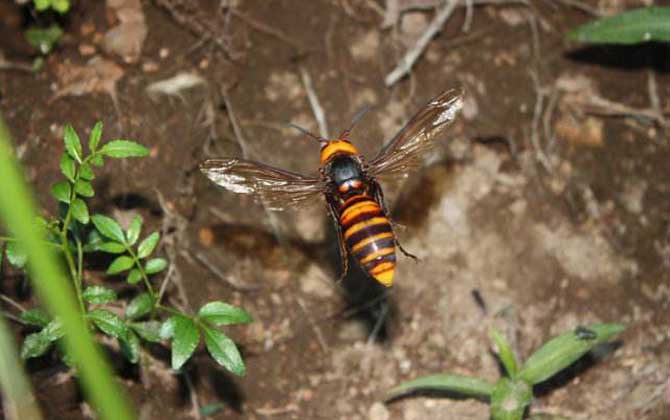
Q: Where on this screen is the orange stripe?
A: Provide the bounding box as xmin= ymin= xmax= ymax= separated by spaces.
xmin=360 ymin=246 xmax=395 ymax=264
xmin=344 ymin=217 xmax=389 ymax=239
xmin=341 ymin=202 xmax=379 ymax=225
xmin=370 ymin=261 xmax=395 ymax=276
xmin=320 ymin=140 xmax=359 ymax=163
xmin=351 ymin=232 xmax=394 ymax=253
xmin=339 ymin=194 xmax=369 ymax=210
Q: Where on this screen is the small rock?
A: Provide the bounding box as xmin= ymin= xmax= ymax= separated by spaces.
xmin=368 ymin=402 xmax=390 ymax=420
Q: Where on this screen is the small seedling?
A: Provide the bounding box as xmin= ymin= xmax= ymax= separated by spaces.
xmin=386 ymin=323 xmax=624 ymax=420
xmin=1 ymin=122 xmax=252 ymax=376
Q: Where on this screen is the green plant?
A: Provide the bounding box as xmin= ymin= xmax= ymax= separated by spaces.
xmin=386 ymin=323 xmax=624 ymax=420
xmin=567 ymin=7 xmax=670 ymax=44
xmin=1 ymin=122 xmax=252 ymax=378
xmin=33 ymin=0 xmax=70 ymax=13
xmin=0 ymin=117 xmax=133 ymax=419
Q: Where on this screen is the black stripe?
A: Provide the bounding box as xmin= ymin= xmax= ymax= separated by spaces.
xmin=339 ymin=195 xmax=373 ymax=212
xmin=345 ymin=222 xmax=393 ymax=249
xmin=351 ymin=236 xmax=395 ymax=259
xmin=341 ymin=207 xmax=385 ymax=229
xmin=364 ymin=252 xmax=396 ymax=272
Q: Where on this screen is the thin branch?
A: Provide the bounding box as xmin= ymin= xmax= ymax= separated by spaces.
xmin=192 ymin=251 xmax=258 ymax=292
xmin=299 ymin=68 xmax=329 ymax=139
xmin=296 ymin=297 xmax=329 ymax=353
xmin=230 ymin=9 xmax=305 ymax=51
xmin=385 ymin=0 xmax=460 ymax=86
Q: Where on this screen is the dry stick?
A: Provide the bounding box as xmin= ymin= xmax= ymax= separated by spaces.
xmin=385 ymin=0 xmax=460 ymax=86
xmin=182 ymin=370 xmax=202 ymax=420
xmin=528 ymin=70 xmax=554 ymax=173
xmin=192 ymin=251 xmax=258 ymax=292
xmin=221 ymin=90 xmax=285 ymax=244
xmin=463 ymin=0 xmax=474 ymax=32
xmin=296 ymin=297 xmax=329 ymax=353
xmin=555 ymin=0 xmax=602 ymax=16
xmin=647 ymin=70 xmax=668 ymax=128
xmin=576 ymin=95 xmax=668 ymax=127
xmin=299 ymin=68 xmax=330 ymax=139
xmin=230 ymin=9 xmax=304 ymax=51
xmin=0 ymin=294 xmax=26 ymax=312
xmin=384 ymin=0 xmax=528 ymax=86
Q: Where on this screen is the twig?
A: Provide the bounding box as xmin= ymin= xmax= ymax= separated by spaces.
xmin=573 ymin=94 xmax=668 ymax=127
xmin=462 ymin=0 xmax=474 ymax=32
xmin=366 ymin=300 xmax=389 ymax=345
xmin=182 ymin=370 xmax=202 ymax=420
xmin=647 ymin=70 xmax=667 ymax=128
xmin=528 ymin=70 xmax=553 ymax=173
xmin=299 ymin=68 xmax=329 ymax=139
xmin=296 ymin=297 xmax=329 ymax=353
xmin=230 ymin=9 xmax=304 ymax=51
xmin=1 ymin=310 xmax=26 ymax=324
xmin=554 ymin=0 xmax=602 ymax=16
xmin=384 ymin=0 xmax=528 ymax=85
xmin=221 ymin=89 xmax=285 ymax=243
xmin=385 ymin=0 xmax=460 ymax=86
xmin=192 ymin=251 xmax=258 ymax=292
xmin=0 ymin=294 xmax=26 ymax=312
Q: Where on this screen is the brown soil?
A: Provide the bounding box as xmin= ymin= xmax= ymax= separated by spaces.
xmin=1 ymin=1 xmax=669 ymax=419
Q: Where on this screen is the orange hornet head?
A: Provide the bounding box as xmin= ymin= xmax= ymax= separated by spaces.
xmin=319 ymin=139 xmax=359 ymax=164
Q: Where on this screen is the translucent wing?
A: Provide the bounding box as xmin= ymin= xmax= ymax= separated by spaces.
xmin=368 ymin=88 xmax=464 ymax=177
xmin=200 ymin=158 xmax=325 ymax=210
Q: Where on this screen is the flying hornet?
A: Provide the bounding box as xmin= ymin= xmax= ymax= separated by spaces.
xmin=200 ymin=88 xmax=464 ymax=287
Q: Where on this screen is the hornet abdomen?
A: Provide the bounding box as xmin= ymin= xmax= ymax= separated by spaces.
xmin=339 ymin=194 xmax=396 ymax=286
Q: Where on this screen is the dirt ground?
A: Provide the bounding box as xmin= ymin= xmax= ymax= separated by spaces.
xmin=1 ymin=0 xmax=669 ymax=419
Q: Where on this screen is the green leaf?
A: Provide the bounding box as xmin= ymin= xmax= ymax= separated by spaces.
xmin=386 ymin=374 xmax=494 ymax=401
xmin=74 ymin=179 xmax=94 ymax=197
xmin=126 ymin=293 xmax=154 ymax=320
xmin=42 ymin=319 xmax=64 ymax=341
xmin=198 ymin=302 xmax=253 ymax=326
xmin=126 ymin=268 xmax=142 ymax=284
xmin=106 ymin=255 xmax=134 ymax=275
xmin=90 ymin=154 xmax=104 ymax=167
xmin=97 ymin=242 xmax=126 ymax=254
xmin=91 ymin=214 xmax=125 ymax=243
xmin=519 ymin=323 xmax=625 ymax=385
xmin=160 ymin=317 xmax=176 ymax=340
xmin=99 ymin=140 xmax=149 ymax=158
xmin=199 ymin=403 xmax=225 ymax=417
xmin=6 ymin=241 xmax=28 ymax=268
xmin=126 ymin=215 xmax=142 ymax=246
xmin=491 ymin=328 xmax=519 ymax=379
xmin=21 ymin=331 xmax=53 ymax=359
xmin=79 ymin=163 xmax=95 ymax=180
xmin=490 ymin=378 xmax=532 ymax=420
xmin=170 ymin=315 xmax=200 ymax=370
xmin=137 ymin=232 xmax=160 ymax=258
xmin=62 ymin=124 xmax=83 ymax=162
xmin=20 ymin=308 xmax=50 ymax=327
xmin=50 ymin=181 xmax=71 ymax=203
xmin=202 ymin=326 xmax=245 ymax=376
xmin=119 ymin=330 xmax=140 ymax=364
xmin=53 ymin=0 xmax=70 ymax=13
xmin=87 ymin=309 xmax=127 ymax=339
xmin=82 ymin=285 xmax=117 ymax=304
xmin=83 ymin=229 xmax=104 ymax=252
xmin=567 ymin=7 xmax=670 ymax=45
xmin=130 ymin=321 xmax=162 ymax=343
xmin=34 ymin=0 xmax=49 ymax=11
xmin=88 ymin=121 xmax=103 ymax=153
xmin=71 ymin=198 xmax=90 ymax=225
xmin=25 ymin=24 xmax=63 ymax=54
xmin=60 ymin=153 xmax=76 ymax=182
xmin=145 ymin=258 xmax=167 ymax=274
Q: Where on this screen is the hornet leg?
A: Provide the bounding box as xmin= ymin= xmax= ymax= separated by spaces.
xmin=326 ymin=197 xmax=349 ymax=283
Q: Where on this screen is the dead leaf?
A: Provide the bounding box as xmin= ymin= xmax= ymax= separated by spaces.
xmin=102 ymin=0 xmax=147 ymax=63
xmin=51 ymin=56 xmax=124 ymax=108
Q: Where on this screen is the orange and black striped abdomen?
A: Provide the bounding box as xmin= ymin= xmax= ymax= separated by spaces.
xmin=339 ymin=195 xmax=396 ymax=287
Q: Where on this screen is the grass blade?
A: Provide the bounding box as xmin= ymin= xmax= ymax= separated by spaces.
xmin=386 ymin=374 xmax=494 ymax=401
